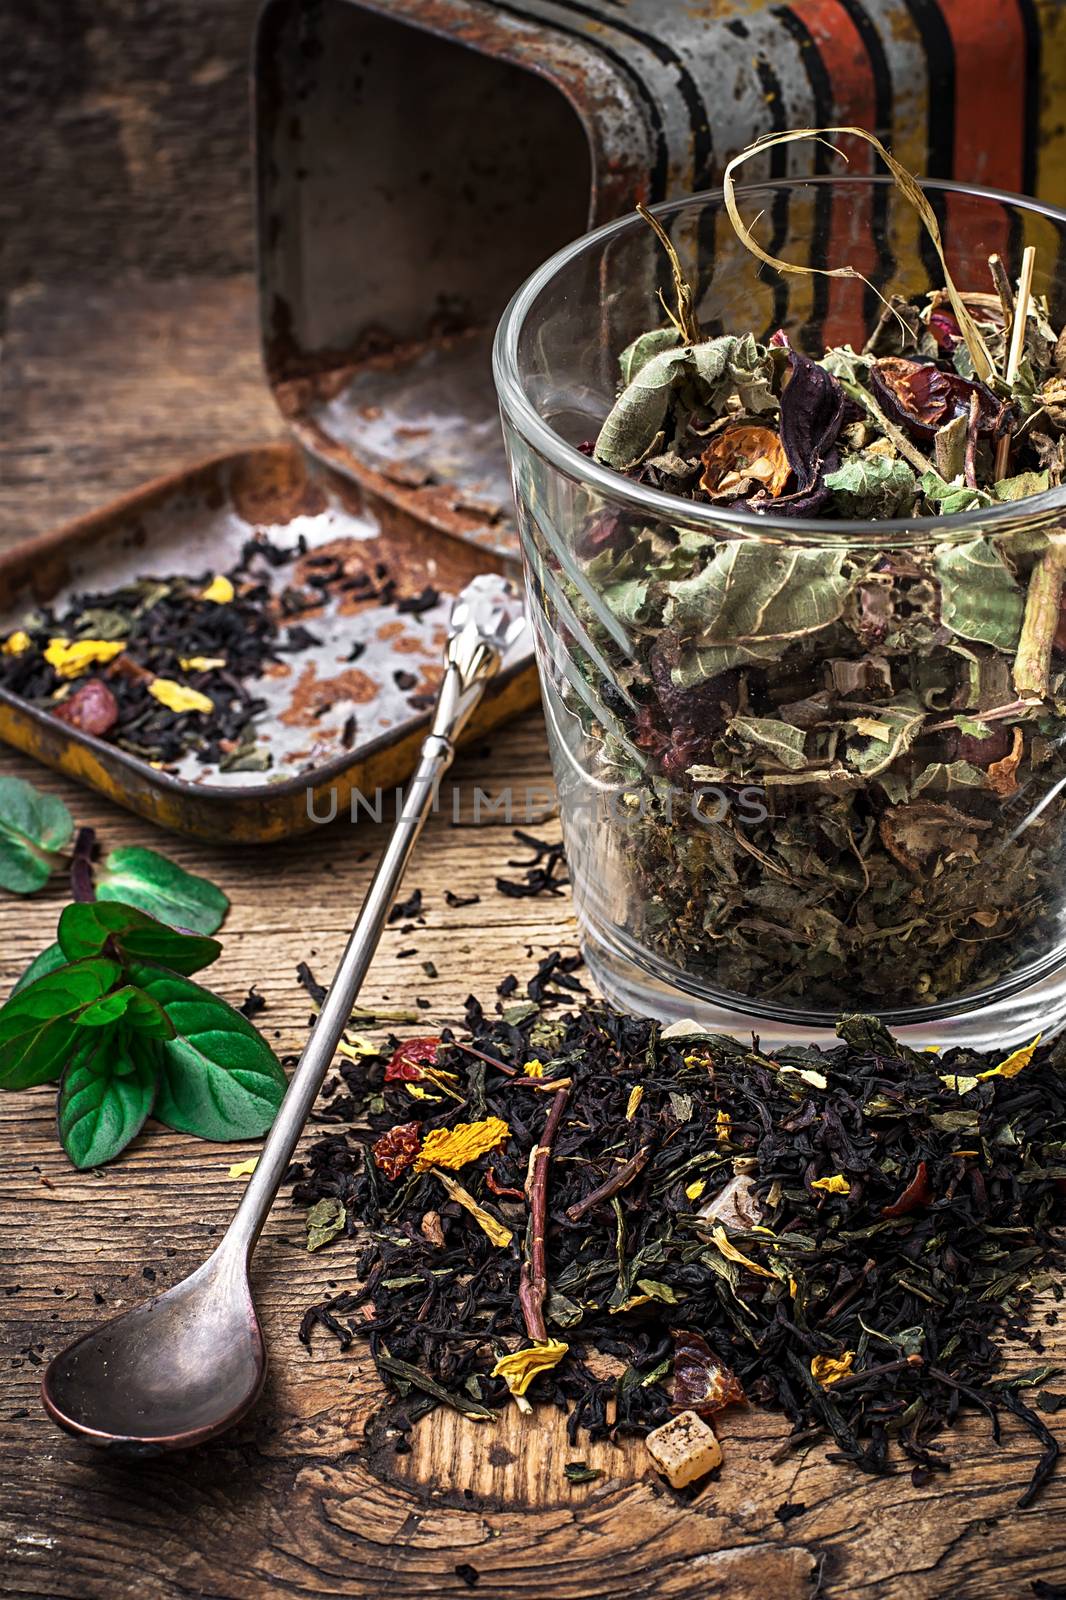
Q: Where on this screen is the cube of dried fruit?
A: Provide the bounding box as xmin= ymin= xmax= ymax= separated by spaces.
xmin=645 ymin=1409 xmax=723 ymax=1488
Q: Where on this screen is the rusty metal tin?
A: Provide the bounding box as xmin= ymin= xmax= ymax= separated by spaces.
xmin=0 ymin=444 xmax=536 ymax=843
xmin=255 ymin=0 xmax=1058 ymax=555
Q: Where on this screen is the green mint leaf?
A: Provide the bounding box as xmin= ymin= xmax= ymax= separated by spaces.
xmin=11 ymin=941 xmax=68 ymax=997
xmin=58 ymin=901 xmax=221 ymax=975
xmin=0 ymin=777 xmax=74 ymax=895
xmin=95 ymin=846 xmax=229 ymax=935
xmin=0 ymin=957 xmax=121 ymax=1089
xmin=74 ymin=984 xmax=175 ymax=1039
xmin=57 ymin=1030 xmax=158 ymax=1169
xmin=133 ymin=964 xmax=287 ymax=1140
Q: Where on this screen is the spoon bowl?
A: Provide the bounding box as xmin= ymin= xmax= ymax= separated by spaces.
xmin=42 ymin=1246 xmax=264 ymax=1452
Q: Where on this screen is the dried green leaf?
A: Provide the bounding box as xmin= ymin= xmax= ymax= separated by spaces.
xmin=307 ymin=1196 xmax=347 ymax=1251
xmin=666 ymin=543 xmax=852 ymax=681
xmin=824 ymin=453 xmax=916 ymax=518
xmin=935 ymin=538 xmax=1026 ymax=650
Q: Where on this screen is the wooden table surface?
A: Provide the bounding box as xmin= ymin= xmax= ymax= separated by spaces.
xmin=2 ymin=279 xmax=1066 ymax=1600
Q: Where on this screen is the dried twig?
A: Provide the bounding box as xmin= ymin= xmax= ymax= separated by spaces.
xmin=566 ymin=1145 xmax=651 ymax=1222
xmin=963 ymin=391 xmax=981 ymax=489
xmin=1013 ymin=532 xmax=1066 ymax=700
xmin=988 ymin=252 xmax=1015 ymax=327
xmin=636 ymin=202 xmax=701 ymax=345
xmin=519 ymin=1086 xmax=570 ymax=1341
xmin=449 ymin=1040 xmax=517 ymax=1076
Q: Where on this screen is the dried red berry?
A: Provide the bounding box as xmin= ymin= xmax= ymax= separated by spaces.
xmin=385 ymin=1037 xmax=440 ymax=1083
xmin=372 ymin=1120 xmax=422 ymax=1180
xmin=671 ymin=1329 xmax=745 ymax=1416
xmin=882 ymin=1160 xmax=934 ymax=1218
xmin=51 ymin=678 xmax=119 ymax=737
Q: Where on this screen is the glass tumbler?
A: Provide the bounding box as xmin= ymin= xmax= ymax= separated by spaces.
xmin=493 ymin=177 xmax=1066 ymax=1049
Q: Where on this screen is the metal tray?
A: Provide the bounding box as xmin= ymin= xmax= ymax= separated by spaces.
xmin=0 ymin=442 xmax=536 ymax=843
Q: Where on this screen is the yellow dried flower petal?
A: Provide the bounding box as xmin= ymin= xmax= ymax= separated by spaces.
xmin=625 ymin=1085 xmax=644 ymax=1120
xmin=685 ymin=1179 xmax=706 ymax=1200
xmin=711 ymin=1224 xmax=776 ymax=1278
xmin=337 ymin=1032 xmax=380 ymax=1059
xmin=978 ymin=1033 xmax=1041 ymax=1081
xmin=491 ymin=1339 xmax=568 ymax=1396
xmin=44 ymin=638 xmax=126 ymax=679
xmin=811 ymin=1174 xmax=850 ymax=1195
xmin=179 ymin=655 xmax=227 ymax=671
xmin=148 ymin=679 xmax=215 ymax=715
xmin=942 ymin=1074 xmax=980 ymax=1095
xmin=523 ymin=1058 xmax=545 ymax=1078
xmin=228 ymin=1157 xmax=258 ymax=1179
xmin=2 ymin=630 xmax=32 ymax=656
xmin=432 ymin=1169 xmax=512 ymax=1247
xmin=715 ymin=1110 xmax=732 ymax=1143
xmin=414 ymin=1115 xmax=510 ymax=1172
xmin=200 ymin=574 xmax=235 ymax=604
xmin=405 ymin=1084 xmax=440 ymax=1102
xmin=789 ymin=1277 xmax=798 ymax=1299
xmin=811 ymin=1351 xmax=855 ymax=1387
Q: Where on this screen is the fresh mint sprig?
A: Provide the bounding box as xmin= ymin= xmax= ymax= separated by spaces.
xmin=0 ymin=776 xmax=283 ymax=1168
xmin=0 ymin=900 xmax=286 ymax=1168
xmin=0 ymin=775 xmax=229 ymax=933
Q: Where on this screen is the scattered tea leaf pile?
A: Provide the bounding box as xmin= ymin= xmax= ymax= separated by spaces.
xmin=0 ymin=536 xmax=419 ymax=774
xmin=291 ymin=974 xmax=1066 ymax=1503
xmin=0 ymin=549 xmax=293 ymax=769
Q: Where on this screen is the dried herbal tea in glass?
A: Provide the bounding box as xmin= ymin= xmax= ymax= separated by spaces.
xmin=290 ymin=967 xmax=1065 ymax=1504
xmin=541 ymin=147 xmax=1066 ymax=1017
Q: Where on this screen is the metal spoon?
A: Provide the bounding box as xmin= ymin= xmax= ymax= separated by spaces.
xmin=41 ymin=575 xmax=527 ymax=1453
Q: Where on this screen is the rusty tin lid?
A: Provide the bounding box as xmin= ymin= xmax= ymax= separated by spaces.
xmin=253 ymin=0 xmax=1054 ymax=557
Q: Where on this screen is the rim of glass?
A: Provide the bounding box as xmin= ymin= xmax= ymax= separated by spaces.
xmin=493 ymin=174 xmax=1066 ymax=546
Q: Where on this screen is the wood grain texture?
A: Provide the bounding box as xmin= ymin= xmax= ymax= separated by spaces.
xmin=0 ymin=0 xmax=260 ymax=296
xmin=0 ymin=277 xmax=283 ymax=547
xmin=2 ymin=280 xmax=1065 ymax=1600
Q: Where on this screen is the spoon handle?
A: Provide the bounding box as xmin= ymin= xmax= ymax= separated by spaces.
xmin=224 ymin=650 xmax=495 ymax=1258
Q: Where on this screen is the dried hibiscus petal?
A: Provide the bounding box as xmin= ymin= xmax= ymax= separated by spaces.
xmin=928 ymin=308 xmax=961 ymax=351
xmin=372 ymin=1120 xmax=422 ymax=1180
xmin=671 ymin=1329 xmax=745 ymax=1416
xmin=51 ymin=678 xmax=119 ymax=737
xmin=870 ymin=357 xmax=999 ymax=441
xmin=881 ymin=1159 xmax=934 ymax=1218
xmin=779 ymin=347 xmax=846 ymax=490
xmin=385 ymin=1037 xmax=440 ymax=1083
xmin=699 ymin=425 xmax=790 ymax=500
xmin=748 ymin=338 xmax=845 ymax=517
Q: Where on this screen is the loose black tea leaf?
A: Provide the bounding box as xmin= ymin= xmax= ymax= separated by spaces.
xmin=496 ymin=831 xmax=568 ymax=900
xmin=292 ymin=966 xmax=1065 ymax=1503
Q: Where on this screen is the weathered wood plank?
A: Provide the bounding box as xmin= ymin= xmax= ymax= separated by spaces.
xmin=0 ymin=277 xmax=282 ymax=546
xmin=0 ymin=0 xmax=260 ymax=296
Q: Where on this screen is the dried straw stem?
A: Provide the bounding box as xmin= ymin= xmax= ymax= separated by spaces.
xmin=995 ymin=245 xmax=1036 ymax=480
